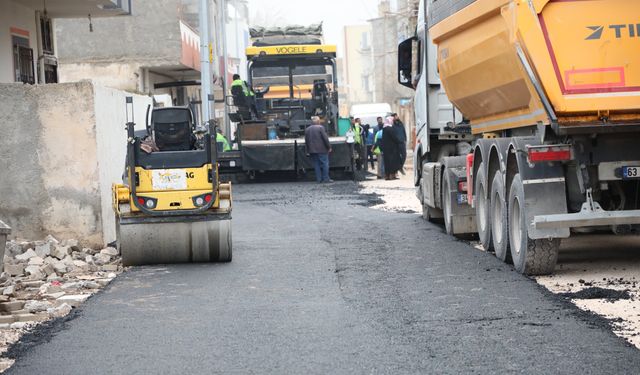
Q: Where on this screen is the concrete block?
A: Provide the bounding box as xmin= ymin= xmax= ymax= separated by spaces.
xmin=0 ymin=301 xmax=25 ymax=312
xmin=47 ymin=303 xmax=72 ymax=318
xmin=28 ymin=256 xmax=44 ymax=266
xmin=56 ymin=294 xmax=90 ymax=307
xmin=25 ymin=300 xmax=52 ymax=313
xmin=15 ymin=249 xmax=37 ymax=262
xmin=100 ymin=247 xmax=119 ymax=257
xmin=4 ymin=263 xmax=24 ymax=276
xmin=14 ymin=313 xmax=49 ymax=323
xmin=35 ymin=242 xmax=51 ymax=258
xmin=40 ymin=263 xmax=55 ymax=276
xmin=101 ymin=264 xmax=119 ymax=272
xmin=51 ymin=246 xmax=71 ymax=260
xmin=2 ymin=285 xmax=15 ymax=296
xmin=93 ymin=253 xmax=111 ymax=265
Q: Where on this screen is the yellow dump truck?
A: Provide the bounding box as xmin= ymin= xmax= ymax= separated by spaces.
xmin=400 ymin=0 xmax=640 ymax=275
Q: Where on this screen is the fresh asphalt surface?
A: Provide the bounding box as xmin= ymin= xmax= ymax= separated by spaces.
xmin=7 ymin=181 xmax=640 ymax=374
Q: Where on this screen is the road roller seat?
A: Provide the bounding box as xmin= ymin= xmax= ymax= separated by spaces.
xmin=151 ymin=107 xmax=195 ymax=151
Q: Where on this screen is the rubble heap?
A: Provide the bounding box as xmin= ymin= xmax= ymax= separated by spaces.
xmin=0 ymin=236 xmax=122 ymax=370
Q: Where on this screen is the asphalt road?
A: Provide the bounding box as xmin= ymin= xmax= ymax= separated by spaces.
xmin=7 ymin=181 xmax=640 ymax=374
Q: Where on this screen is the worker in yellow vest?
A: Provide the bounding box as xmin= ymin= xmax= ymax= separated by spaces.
xmin=231 ymin=74 xmax=258 ymax=118
xmin=352 ymin=118 xmax=365 ymax=170
xmin=216 ymin=128 xmax=231 ymax=152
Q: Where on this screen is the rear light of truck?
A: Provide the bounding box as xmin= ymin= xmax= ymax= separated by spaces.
xmin=466 ymin=153 xmax=474 ymax=207
xmin=527 ymin=145 xmax=572 ymax=163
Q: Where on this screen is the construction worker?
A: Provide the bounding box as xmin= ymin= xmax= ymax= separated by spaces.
xmin=352 ymin=118 xmax=365 ymax=170
xmin=231 ymin=74 xmax=258 ymax=118
xmin=216 ymin=128 xmax=231 ymax=152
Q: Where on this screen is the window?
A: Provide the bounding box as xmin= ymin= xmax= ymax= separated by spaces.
xmin=361 ymin=32 xmax=370 ymax=50
xmin=40 ymin=16 xmax=54 ymax=55
xmin=12 ymin=36 xmax=34 ymax=84
xmin=362 ymin=75 xmax=370 ymax=92
xmin=415 ymin=39 xmax=423 ymax=76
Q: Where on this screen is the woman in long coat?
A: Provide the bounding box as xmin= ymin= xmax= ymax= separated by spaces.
xmin=381 ymin=116 xmax=403 ymax=180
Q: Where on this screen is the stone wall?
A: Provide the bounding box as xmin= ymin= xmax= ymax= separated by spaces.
xmin=0 ymin=81 xmax=151 ymax=247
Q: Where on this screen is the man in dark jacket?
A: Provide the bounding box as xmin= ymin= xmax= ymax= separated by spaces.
xmin=305 ymin=116 xmax=333 ymax=183
xmin=392 ymin=113 xmax=407 ymax=175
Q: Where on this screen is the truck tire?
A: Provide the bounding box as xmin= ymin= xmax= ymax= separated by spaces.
xmin=508 ymin=174 xmax=559 ymax=275
xmin=490 ymin=171 xmax=511 ymax=262
xmin=442 ymin=174 xmax=454 ymax=235
xmin=475 ymin=163 xmax=493 ymax=251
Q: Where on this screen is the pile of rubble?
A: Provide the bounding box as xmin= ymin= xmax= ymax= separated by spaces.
xmin=0 ymin=236 xmax=122 ymax=370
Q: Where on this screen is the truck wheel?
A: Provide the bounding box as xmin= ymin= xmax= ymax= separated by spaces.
xmin=442 ymin=174 xmax=454 ymax=235
xmin=475 ymin=163 xmax=493 ymax=251
xmin=490 ymin=171 xmax=511 ymax=262
xmin=508 ymin=174 xmax=559 ymax=275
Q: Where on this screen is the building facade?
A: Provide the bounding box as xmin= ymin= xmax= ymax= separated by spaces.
xmin=0 ymin=0 xmax=130 ymax=85
xmin=368 ymin=0 xmax=418 ymax=146
xmin=342 ymin=24 xmax=374 ymax=112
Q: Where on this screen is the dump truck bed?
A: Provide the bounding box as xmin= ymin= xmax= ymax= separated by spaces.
xmin=429 ymin=0 xmax=640 ymax=134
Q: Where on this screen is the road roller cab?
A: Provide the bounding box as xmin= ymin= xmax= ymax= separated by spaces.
xmin=113 ymin=98 xmax=233 ymax=266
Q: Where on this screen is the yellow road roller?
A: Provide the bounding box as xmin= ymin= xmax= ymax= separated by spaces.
xmin=112 ymin=97 xmax=232 ymax=266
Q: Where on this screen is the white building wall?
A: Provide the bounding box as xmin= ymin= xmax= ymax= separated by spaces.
xmin=0 ymin=81 xmax=150 ymax=246
xmin=93 ymin=85 xmax=152 ymax=243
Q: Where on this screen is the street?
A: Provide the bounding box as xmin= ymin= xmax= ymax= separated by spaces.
xmin=6 ymin=181 xmax=640 ymax=374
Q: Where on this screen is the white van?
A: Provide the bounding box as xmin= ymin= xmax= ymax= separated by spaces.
xmin=350 ymin=103 xmax=392 ymax=129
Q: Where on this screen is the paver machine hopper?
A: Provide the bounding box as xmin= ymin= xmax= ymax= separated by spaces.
xmin=112 ymin=97 xmax=232 ymax=266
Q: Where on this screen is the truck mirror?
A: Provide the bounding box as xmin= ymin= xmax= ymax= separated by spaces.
xmin=398 ymin=36 xmax=416 ymax=89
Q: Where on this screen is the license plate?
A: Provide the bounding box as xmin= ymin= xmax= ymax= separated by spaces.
xmin=457 ymin=193 xmax=468 ymax=205
xmin=152 ymin=169 xmax=187 ymax=190
xmin=622 ymin=166 xmax=640 ymax=179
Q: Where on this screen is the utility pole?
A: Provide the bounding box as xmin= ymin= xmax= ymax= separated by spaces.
xmin=199 ymin=0 xmax=213 ymax=124
xmin=220 ymin=0 xmax=231 ymax=137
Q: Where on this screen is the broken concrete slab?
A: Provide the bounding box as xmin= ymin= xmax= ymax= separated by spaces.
xmin=34 ymin=242 xmax=51 ymax=258
xmin=56 ymin=294 xmax=90 ymax=307
xmin=13 ymin=313 xmax=48 ymax=323
xmin=0 ymin=301 xmax=24 ymax=313
xmin=24 ymin=300 xmax=52 ymax=313
xmin=93 ymin=253 xmax=111 ymax=265
xmin=24 ymin=265 xmax=44 ymax=280
xmin=47 ymin=303 xmax=72 ymax=318
xmin=51 ymin=245 xmax=71 ymax=260
xmin=14 ymin=249 xmax=37 ymax=263
xmin=28 ymin=256 xmax=44 ymax=266
xmin=4 ymin=264 xmax=24 ymax=277
xmin=100 ymin=247 xmax=119 ymax=257
xmin=44 ymin=235 xmax=59 ymax=245
xmin=40 ymin=263 xmax=55 ymax=276
xmin=101 ymin=264 xmax=119 ymax=272
xmin=2 ymin=286 xmax=15 ymax=297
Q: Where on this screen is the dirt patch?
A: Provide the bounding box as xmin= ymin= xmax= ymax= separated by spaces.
xmin=560 ymin=287 xmax=632 ymax=302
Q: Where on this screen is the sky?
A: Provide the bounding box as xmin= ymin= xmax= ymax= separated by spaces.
xmin=246 ymin=0 xmax=381 ymax=54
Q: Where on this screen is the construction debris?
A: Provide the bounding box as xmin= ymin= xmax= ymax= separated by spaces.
xmin=0 ymin=235 xmax=123 ymax=371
